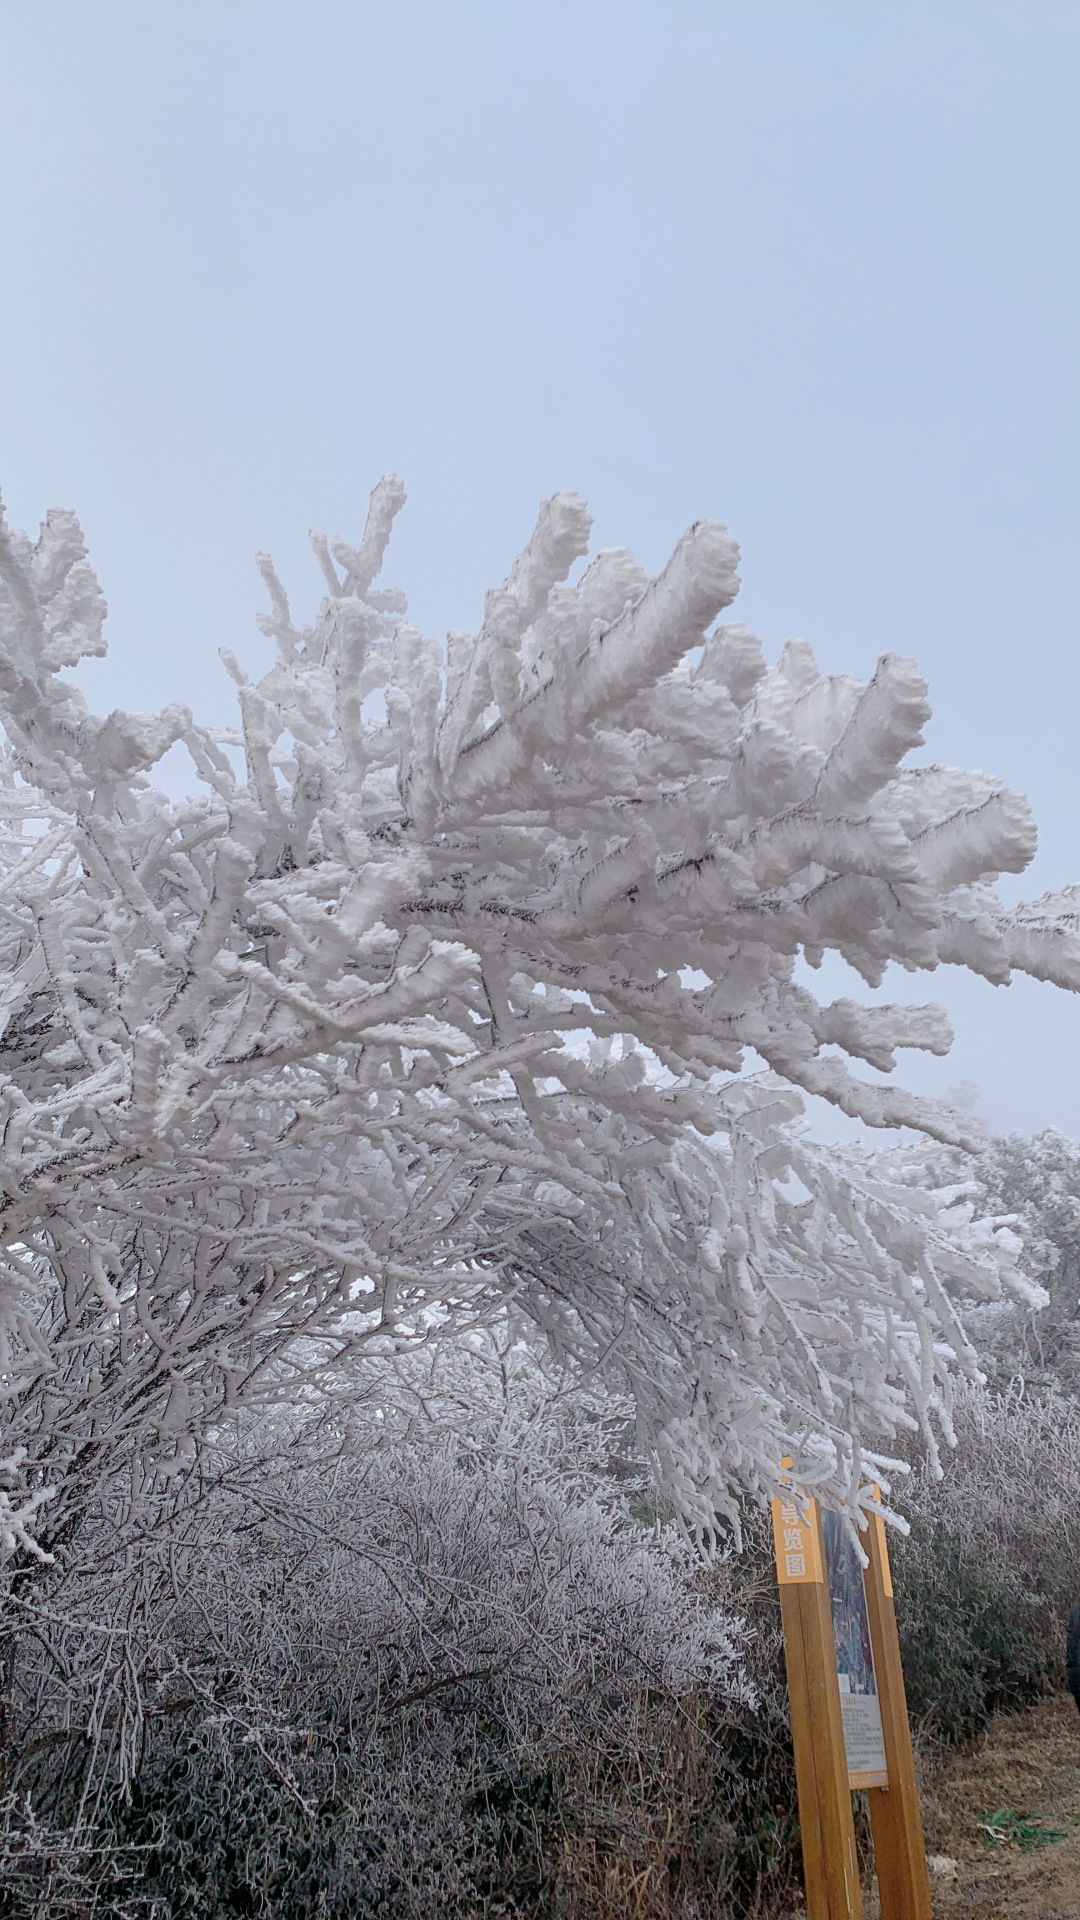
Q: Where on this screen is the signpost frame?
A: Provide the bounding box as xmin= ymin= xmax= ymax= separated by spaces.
xmin=771 ymin=1468 xmax=932 ymax=1920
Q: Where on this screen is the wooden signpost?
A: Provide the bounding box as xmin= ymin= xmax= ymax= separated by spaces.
xmin=771 ymin=1467 xmax=931 ymax=1920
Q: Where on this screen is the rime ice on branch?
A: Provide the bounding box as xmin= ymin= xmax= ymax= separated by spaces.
xmin=0 ymin=481 xmax=1076 ymax=1533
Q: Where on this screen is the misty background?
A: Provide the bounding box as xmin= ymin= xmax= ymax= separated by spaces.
xmin=1 ymin=0 xmax=1078 ymax=1139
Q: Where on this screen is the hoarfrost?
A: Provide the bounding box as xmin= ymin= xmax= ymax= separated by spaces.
xmin=0 ymin=480 xmax=1069 ymax=1534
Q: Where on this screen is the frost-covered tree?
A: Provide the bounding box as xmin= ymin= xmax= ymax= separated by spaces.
xmin=941 ymin=1129 xmax=1080 ymax=1393
xmin=0 ymin=478 xmax=1076 ymax=1538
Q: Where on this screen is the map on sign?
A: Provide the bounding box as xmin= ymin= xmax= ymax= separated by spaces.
xmin=821 ymin=1509 xmax=888 ymax=1789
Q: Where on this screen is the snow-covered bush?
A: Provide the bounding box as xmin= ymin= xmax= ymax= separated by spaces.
xmin=888 ymin=1377 xmax=1080 ymax=1739
xmin=0 ymin=1350 xmax=749 ymax=1919
xmin=0 ymin=479 xmax=1074 ymax=1536
xmin=953 ymin=1131 xmax=1080 ymax=1392
xmin=4 ymin=1347 xmax=1076 ymax=1916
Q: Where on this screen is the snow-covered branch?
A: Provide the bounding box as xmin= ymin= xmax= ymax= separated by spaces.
xmin=0 ymin=480 xmax=1071 ymax=1531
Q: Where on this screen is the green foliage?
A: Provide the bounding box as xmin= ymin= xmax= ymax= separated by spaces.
xmin=976 ymin=1807 xmax=1068 ymax=1851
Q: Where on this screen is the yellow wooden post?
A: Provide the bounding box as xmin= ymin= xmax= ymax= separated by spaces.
xmin=862 ymin=1499 xmax=932 ymax=1920
xmin=772 ymin=1479 xmax=863 ymax=1920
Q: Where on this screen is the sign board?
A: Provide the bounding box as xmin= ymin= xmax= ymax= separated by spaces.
xmin=772 ymin=1466 xmax=931 ymax=1920
xmin=771 ymin=1480 xmax=889 ymax=1790
xmin=772 ymin=1489 xmax=825 ymax=1585
xmin=821 ymin=1510 xmax=888 ymax=1789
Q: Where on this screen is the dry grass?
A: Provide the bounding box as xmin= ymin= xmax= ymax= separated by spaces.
xmin=864 ymin=1692 xmax=1080 ymax=1920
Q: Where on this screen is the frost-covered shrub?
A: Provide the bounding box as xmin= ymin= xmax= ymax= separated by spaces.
xmin=889 ymin=1378 xmax=1080 ymax=1741
xmin=0 ymin=1357 xmax=750 ymax=1919
xmin=5 ymin=1359 xmax=1076 ymax=1917
xmin=876 ymin=1135 xmax=1080 ymax=1737
xmin=956 ymin=1131 xmax=1080 ymax=1394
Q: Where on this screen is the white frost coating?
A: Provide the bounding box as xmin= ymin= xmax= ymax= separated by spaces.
xmin=0 ymin=1448 xmax=55 ymax=1561
xmin=813 ymin=654 xmax=931 ymax=810
xmin=0 ymin=478 xmax=1074 ymax=1544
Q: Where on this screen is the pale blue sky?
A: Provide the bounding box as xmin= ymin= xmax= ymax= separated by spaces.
xmin=2 ymin=1 xmax=1079 ymax=1138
